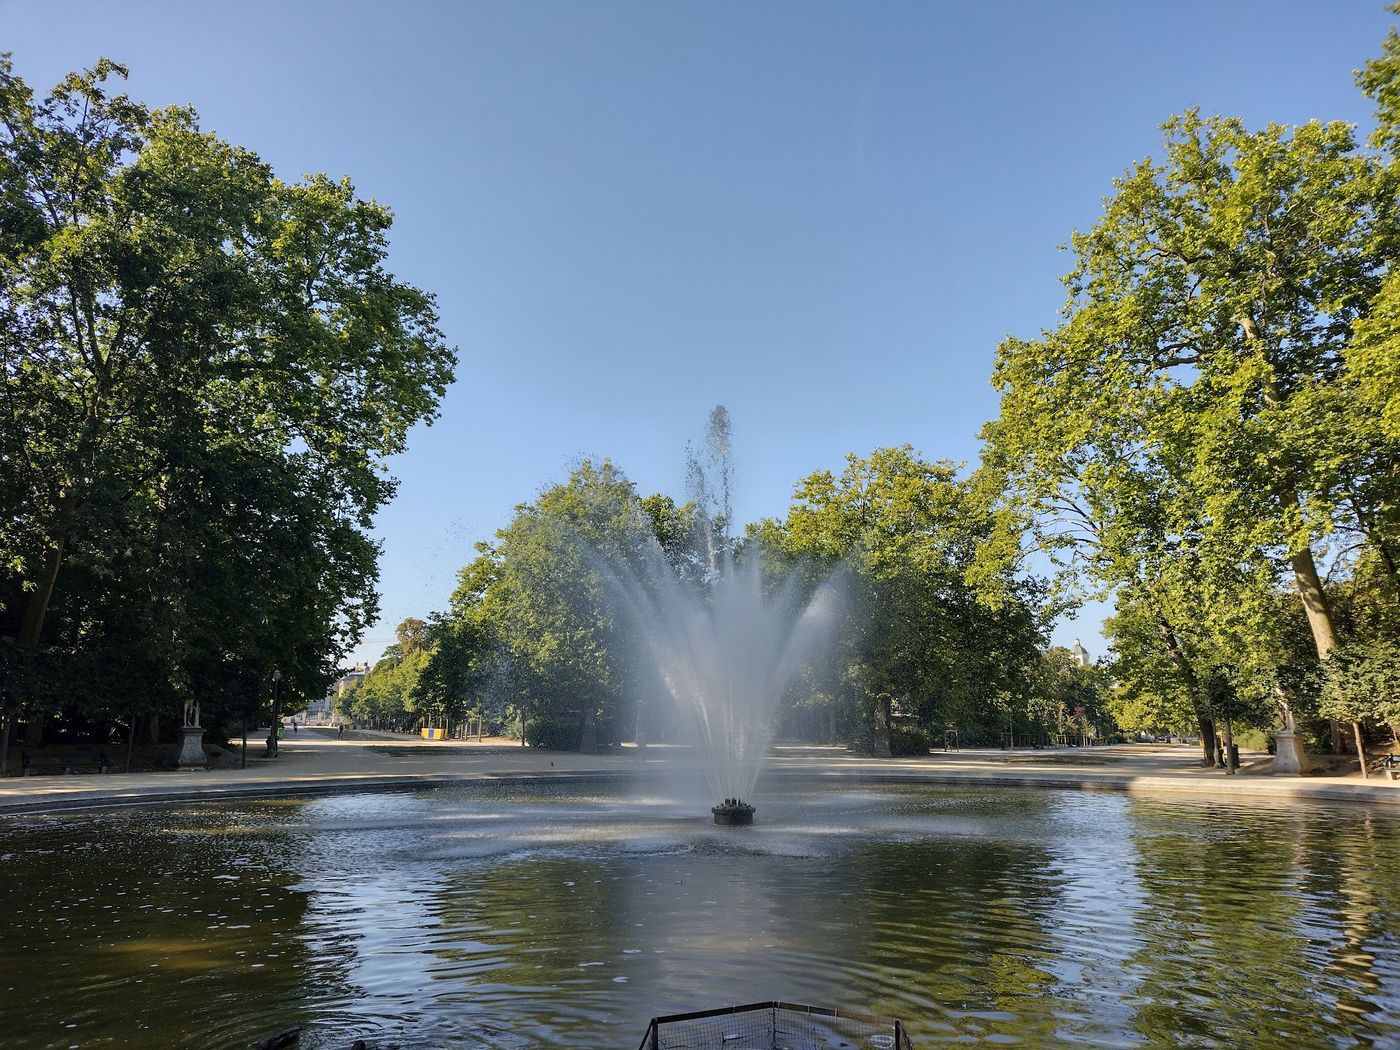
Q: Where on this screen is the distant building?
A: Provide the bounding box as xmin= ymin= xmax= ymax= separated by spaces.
xmin=1069 ymin=638 xmax=1091 ymax=667
xmin=332 ymin=663 xmax=370 ymax=697
xmin=305 ymin=663 xmax=370 ymax=723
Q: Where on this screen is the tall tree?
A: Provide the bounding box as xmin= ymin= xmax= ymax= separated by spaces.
xmin=0 ymin=58 xmax=454 ymax=733
xmin=439 ymin=461 xmax=662 ymax=751
xmin=756 ymin=447 xmax=1047 ymax=754
xmin=983 ymin=107 xmax=1400 ymax=767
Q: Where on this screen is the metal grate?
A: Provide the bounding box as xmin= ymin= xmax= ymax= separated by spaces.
xmin=637 ymin=1001 xmax=913 ymax=1050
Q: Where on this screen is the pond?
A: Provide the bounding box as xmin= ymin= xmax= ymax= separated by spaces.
xmin=2 ymin=779 xmax=1398 ymax=1048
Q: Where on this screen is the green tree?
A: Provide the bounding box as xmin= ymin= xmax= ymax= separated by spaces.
xmin=1323 ymin=637 xmax=1400 ymax=777
xmin=982 ymin=105 xmax=1400 ymax=766
xmin=756 ymin=447 xmax=1048 ymax=754
xmin=1034 ymin=646 xmax=1113 ymax=745
xmin=0 ymin=58 xmax=454 ymax=742
xmin=439 ymin=461 xmax=663 ymax=751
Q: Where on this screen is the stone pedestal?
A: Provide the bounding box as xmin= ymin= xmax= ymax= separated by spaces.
xmin=1272 ymin=730 xmax=1309 ymax=776
xmin=177 ymin=725 xmax=207 ymax=769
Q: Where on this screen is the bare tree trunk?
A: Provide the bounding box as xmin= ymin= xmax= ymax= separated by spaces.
xmin=24 ymin=714 xmax=44 ymax=748
xmin=0 ymin=715 xmax=8 ymax=776
xmin=1198 ymin=716 xmax=1218 ymax=769
xmin=1290 ymin=547 xmax=1346 ymax=752
xmin=1289 ymin=547 xmax=1338 ymax=657
xmin=1354 ymin=721 xmax=1368 ymax=779
xmin=1221 ymin=718 xmax=1236 ymax=775
xmin=1157 ymin=614 xmax=1216 ymax=766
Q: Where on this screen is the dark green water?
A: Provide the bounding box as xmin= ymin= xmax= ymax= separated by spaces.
xmin=2 ymin=781 xmax=1398 ymax=1049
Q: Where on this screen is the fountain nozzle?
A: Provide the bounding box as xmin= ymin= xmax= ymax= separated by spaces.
xmin=711 ymin=798 xmax=756 ymax=826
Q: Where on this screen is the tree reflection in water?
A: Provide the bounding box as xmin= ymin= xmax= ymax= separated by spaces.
xmin=1 ymin=783 xmax=1398 ymax=1048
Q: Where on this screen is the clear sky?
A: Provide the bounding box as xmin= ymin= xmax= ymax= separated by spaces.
xmin=5 ymin=0 xmax=1391 ymax=666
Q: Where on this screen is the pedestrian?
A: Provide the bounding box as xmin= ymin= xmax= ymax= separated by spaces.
xmin=337 ymin=723 xmax=345 ymax=739
xmin=291 ymin=718 xmax=298 ymax=733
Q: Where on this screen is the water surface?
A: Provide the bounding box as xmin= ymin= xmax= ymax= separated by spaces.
xmin=2 ymin=780 xmax=1398 ymax=1048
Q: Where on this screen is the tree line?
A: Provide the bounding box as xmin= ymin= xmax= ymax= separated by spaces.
xmin=339 ymin=445 xmax=1111 ymax=756
xmin=345 ymin=19 xmax=1400 ymax=765
xmin=7 ymin=15 xmax=1400 ymax=769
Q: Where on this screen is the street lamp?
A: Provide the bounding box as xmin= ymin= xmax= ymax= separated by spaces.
xmin=266 ymin=668 xmax=283 ymax=758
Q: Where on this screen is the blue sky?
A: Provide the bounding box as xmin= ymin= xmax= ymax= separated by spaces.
xmin=5 ymin=1 xmax=1390 ymax=665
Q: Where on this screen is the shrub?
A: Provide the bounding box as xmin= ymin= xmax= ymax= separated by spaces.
xmin=889 ymin=726 xmax=932 ymax=757
xmin=523 ymin=717 xmax=581 ymax=751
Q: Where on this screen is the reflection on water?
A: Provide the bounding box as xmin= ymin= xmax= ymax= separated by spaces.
xmin=2 ymin=782 xmax=1398 ymax=1048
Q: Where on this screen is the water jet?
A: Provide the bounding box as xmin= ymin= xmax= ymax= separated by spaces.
xmin=599 ymin=407 xmax=843 ymax=826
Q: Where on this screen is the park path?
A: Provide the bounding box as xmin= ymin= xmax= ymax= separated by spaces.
xmin=0 ymin=731 xmax=1395 ymax=814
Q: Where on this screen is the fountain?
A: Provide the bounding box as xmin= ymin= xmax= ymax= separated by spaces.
xmin=711 ymin=797 xmax=757 ymax=825
xmin=599 ymin=408 xmax=842 ymax=824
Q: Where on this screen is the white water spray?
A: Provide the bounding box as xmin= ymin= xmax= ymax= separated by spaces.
xmin=600 ymin=408 xmax=843 ymax=807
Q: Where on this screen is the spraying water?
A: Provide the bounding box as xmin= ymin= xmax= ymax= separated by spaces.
xmin=601 ymin=408 xmax=844 ymax=814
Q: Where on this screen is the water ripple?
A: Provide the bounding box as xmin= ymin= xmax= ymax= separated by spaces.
xmin=2 ymin=783 xmax=1399 ymax=1048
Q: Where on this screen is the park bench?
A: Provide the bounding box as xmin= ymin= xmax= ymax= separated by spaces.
xmin=1380 ymin=754 xmax=1400 ymax=781
xmin=21 ymin=750 xmax=112 ymax=776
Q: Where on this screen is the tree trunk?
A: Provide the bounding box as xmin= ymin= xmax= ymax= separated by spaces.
xmin=1198 ymin=715 xmax=1218 ymax=769
xmin=124 ymin=712 xmax=135 ymax=774
xmin=1289 ymin=547 xmax=1338 ymax=657
xmin=1221 ymin=717 xmax=1236 ymax=775
xmin=24 ymin=713 xmax=44 ymax=748
xmin=1354 ymin=721 xmax=1368 ymax=779
xmin=1290 ymin=547 xmax=1346 ymax=752
xmin=0 ymin=715 xmax=9 ymax=776
xmin=16 ymin=523 xmax=72 ymax=650
xmin=1157 ymin=614 xmax=1216 ymax=766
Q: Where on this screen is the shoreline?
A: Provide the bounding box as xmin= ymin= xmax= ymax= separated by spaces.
xmin=0 ymin=738 xmax=1395 ymax=815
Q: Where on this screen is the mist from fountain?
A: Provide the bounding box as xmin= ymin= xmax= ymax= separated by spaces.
xmin=597 ymin=407 xmax=844 ymax=811
xmin=608 ymin=539 xmax=842 ymax=807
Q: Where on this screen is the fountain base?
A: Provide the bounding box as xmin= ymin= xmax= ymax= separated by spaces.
xmin=711 ymin=800 xmax=756 ymax=826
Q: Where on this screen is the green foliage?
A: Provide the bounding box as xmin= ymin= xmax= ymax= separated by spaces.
xmin=344 ymin=643 xmax=430 ymax=731
xmin=0 ymin=57 xmax=455 ymax=735
xmin=415 ymin=460 xmax=685 ymax=749
xmin=888 ymin=726 xmax=932 ymax=757
xmin=757 ymin=447 xmax=1050 ymax=748
xmin=1322 ymin=638 xmax=1400 ymax=730
xmin=1033 ymin=647 xmax=1115 ymax=741
xmin=522 ymin=716 xmax=584 ymax=751
xmin=980 ymin=87 xmax=1400 ymax=744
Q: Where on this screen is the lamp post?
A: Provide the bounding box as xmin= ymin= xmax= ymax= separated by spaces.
xmin=266 ymin=668 xmax=282 ymax=758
